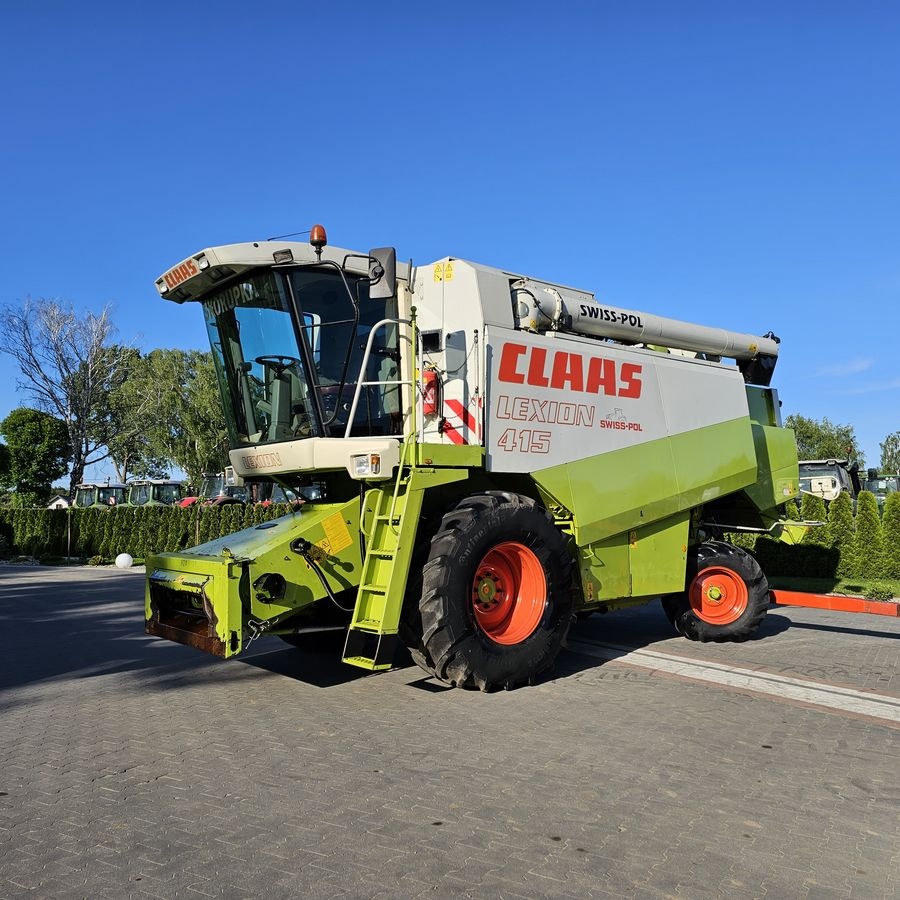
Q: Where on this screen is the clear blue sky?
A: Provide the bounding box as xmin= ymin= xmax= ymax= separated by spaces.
xmin=1 ymin=1 xmax=898 ymax=479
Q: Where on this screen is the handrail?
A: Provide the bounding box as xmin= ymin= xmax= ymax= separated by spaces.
xmin=343 ymin=317 xmax=413 ymax=439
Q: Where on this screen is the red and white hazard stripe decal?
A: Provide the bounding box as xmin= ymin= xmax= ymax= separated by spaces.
xmin=443 ymin=398 xmax=479 ymax=445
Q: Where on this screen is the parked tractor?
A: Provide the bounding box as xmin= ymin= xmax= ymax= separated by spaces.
xmin=127 ymin=479 xmax=185 ymax=507
xmin=73 ymin=482 xmax=128 ymax=508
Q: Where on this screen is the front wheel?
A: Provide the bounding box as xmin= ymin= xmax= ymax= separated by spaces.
xmin=662 ymin=541 xmax=769 ymax=642
xmin=413 ymin=492 xmax=575 ymax=691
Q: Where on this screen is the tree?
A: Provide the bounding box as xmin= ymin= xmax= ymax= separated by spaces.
xmin=881 ymin=493 xmax=900 ymax=579
xmin=0 ymin=298 xmax=134 ymax=494
xmin=103 ymin=347 xmax=171 ymax=482
xmin=0 ymin=442 xmax=11 ymax=489
xmin=113 ymin=349 xmax=229 ymax=485
xmin=0 ymin=408 xmax=71 ymax=506
xmin=800 ymin=493 xmax=828 ymax=545
xmin=848 ymin=492 xmax=883 ymax=578
xmin=785 ymin=414 xmax=864 ymax=466
xmin=880 ymin=431 xmax=900 ymax=474
xmin=826 ymin=491 xmax=854 ymax=576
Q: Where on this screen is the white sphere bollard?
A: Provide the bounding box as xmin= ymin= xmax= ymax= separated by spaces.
xmin=115 ymin=553 xmax=134 ymax=569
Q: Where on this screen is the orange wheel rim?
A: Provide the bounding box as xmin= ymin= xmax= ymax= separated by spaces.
xmin=471 ymin=541 xmax=547 ymax=645
xmin=689 ymin=566 xmax=749 ymax=625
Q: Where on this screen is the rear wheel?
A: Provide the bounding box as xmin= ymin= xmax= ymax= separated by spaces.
xmin=662 ymin=541 xmax=769 ymax=642
xmin=412 ymin=492 xmax=574 ymax=691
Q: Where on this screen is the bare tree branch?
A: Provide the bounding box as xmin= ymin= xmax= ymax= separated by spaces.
xmin=0 ymin=298 xmax=132 ymax=493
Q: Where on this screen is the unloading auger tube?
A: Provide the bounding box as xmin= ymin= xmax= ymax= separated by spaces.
xmin=512 ymin=278 xmax=780 ymax=363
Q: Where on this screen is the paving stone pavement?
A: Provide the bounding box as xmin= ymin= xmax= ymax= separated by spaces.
xmin=1 ymin=565 xmax=898 ymax=899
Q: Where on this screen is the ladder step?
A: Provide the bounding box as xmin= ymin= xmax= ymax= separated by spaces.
xmin=367 ymin=550 xmax=395 ymax=559
xmin=351 ymin=620 xmax=398 ymax=632
xmin=359 ymin=584 xmax=386 ymax=595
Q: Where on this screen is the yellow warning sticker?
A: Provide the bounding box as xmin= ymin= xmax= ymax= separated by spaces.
xmin=444 ymin=262 xmax=453 ymax=281
xmin=433 ymin=263 xmax=443 ymax=282
xmin=322 ymin=513 xmax=353 ymax=555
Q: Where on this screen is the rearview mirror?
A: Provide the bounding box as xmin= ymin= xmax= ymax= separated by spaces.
xmin=368 ymin=247 xmax=396 ymax=300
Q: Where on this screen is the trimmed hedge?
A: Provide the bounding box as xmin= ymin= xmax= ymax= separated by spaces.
xmin=734 ymin=489 xmax=896 ymax=580
xmin=0 ymin=504 xmax=295 ymax=560
xmin=1 ymin=489 xmax=896 ymax=580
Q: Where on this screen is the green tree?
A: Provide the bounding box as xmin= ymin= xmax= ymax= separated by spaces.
xmin=848 ymin=492 xmax=883 ymax=578
xmin=785 ymin=414 xmax=864 ymax=467
xmin=880 ymin=431 xmax=900 ymax=474
xmin=0 ymin=408 xmax=71 ymax=506
xmin=881 ymin=493 xmax=900 ymax=578
xmin=0 ymin=443 xmax=10 ymax=489
xmin=826 ymin=491 xmax=854 ymax=575
xmin=0 ymin=299 xmax=134 ymax=494
xmin=800 ymin=494 xmax=828 ymax=545
xmin=100 ymin=348 xmax=165 ymax=481
xmin=111 ymin=349 xmax=228 ymax=485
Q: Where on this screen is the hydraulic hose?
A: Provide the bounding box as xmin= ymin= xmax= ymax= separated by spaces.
xmin=290 ymin=538 xmax=355 ymax=613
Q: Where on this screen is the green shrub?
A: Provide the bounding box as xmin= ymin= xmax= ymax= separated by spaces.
xmin=881 ymin=493 xmax=900 ymax=579
xmin=849 ymin=491 xmax=884 ymax=578
xmin=753 ymin=536 xmax=840 ymax=579
xmin=800 ymin=494 xmax=828 ymax=545
xmin=865 ymin=582 xmax=895 ymax=601
xmin=826 ymin=492 xmax=855 ymax=575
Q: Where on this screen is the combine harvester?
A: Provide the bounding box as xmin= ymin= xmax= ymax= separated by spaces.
xmin=145 ymin=227 xmax=897 ymax=691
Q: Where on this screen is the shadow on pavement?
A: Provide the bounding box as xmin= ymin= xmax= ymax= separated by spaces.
xmin=771 ymin=614 xmax=900 ymax=641
xmin=5 ymin=566 xmax=832 ymax=698
xmin=0 ymin=567 xmax=219 ymax=695
xmin=240 ymin=635 xmax=376 ymax=688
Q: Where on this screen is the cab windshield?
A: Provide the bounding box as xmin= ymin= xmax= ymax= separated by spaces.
xmin=203 ymin=268 xmax=399 ymax=447
xmin=154 ymin=484 xmax=182 ymax=504
xmin=200 ymin=474 xmax=225 ymax=497
xmin=98 ymin=487 xmax=125 ymax=506
xmin=75 ymin=487 xmax=96 ymax=507
xmin=130 ymin=484 xmax=151 ymax=505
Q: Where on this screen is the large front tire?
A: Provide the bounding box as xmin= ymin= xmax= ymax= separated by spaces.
xmin=662 ymin=541 xmax=769 ymax=642
xmin=414 ymin=492 xmax=574 ymax=691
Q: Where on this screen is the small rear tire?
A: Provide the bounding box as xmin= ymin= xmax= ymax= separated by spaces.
xmin=662 ymin=541 xmax=769 ymax=642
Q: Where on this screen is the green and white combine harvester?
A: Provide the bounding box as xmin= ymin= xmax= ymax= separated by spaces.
xmin=145 ymin=226 xmax=805 ymax=690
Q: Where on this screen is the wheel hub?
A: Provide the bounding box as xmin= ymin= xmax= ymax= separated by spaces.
xmin=474 ymin=573 xmax=503 ymax=610
xmin=470 ymin=542 xmax=547 ymax=645
xmin=689 ymin=566 xmax=749 ymax=624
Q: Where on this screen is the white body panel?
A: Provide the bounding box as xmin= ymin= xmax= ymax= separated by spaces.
xmin=483 ymin=329 xmax=750 ymax=473
xmin=229 ymin=437 xmax=400 ymax=480
xmin=408 ymin=258 xmax=773 ymax=453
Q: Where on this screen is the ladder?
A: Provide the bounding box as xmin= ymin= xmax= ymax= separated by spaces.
xmin=341 ymin=472 xmax=424 ymax=671
xmin=341 ymin=458 xmax=471 ymax=671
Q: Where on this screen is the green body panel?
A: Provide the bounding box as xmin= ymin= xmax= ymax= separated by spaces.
xmin=532 ymin=417 xmax=757 ymax=548
xmin=630 ymin=511 xmax=691 ymax=596
xmin=742 ymin=423 xmax=799 ymax=512
xmin=578 ymin=511 xmax=690 ymax=605
xmin=343 ymin=466 xmax=470 ymax=670
xmin=145 ymin=500 xmax=363 ymax=658
xmin=417 ymin=443 xmax=484 ymax=468
xmin=745 ymin=385 xmax=780 ymax=427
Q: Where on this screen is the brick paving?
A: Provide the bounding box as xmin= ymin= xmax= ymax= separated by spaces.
xmin=1 ymin=565 xmax=898 ymax=899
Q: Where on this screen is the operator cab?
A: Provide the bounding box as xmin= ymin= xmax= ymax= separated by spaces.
xmin=206 ymin=269 xmax=399 ymax=444
xmin=159 ymin=230 xmax=402 ymax=454
xmin=73 ymin=482 xmax=128 ymax=508
xmin=128 ymin=479 xmax=184 ymax=506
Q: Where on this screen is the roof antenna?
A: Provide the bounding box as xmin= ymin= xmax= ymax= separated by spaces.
xmin=267 ymin=228 xmax=313 ymax=241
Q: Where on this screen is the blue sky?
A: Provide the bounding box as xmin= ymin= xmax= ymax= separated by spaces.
xmin=1 ymin=1 xmax=898 ymax=478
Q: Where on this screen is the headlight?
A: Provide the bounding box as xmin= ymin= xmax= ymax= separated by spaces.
xmin=351 ymin=453 xmax=381 ymax=478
